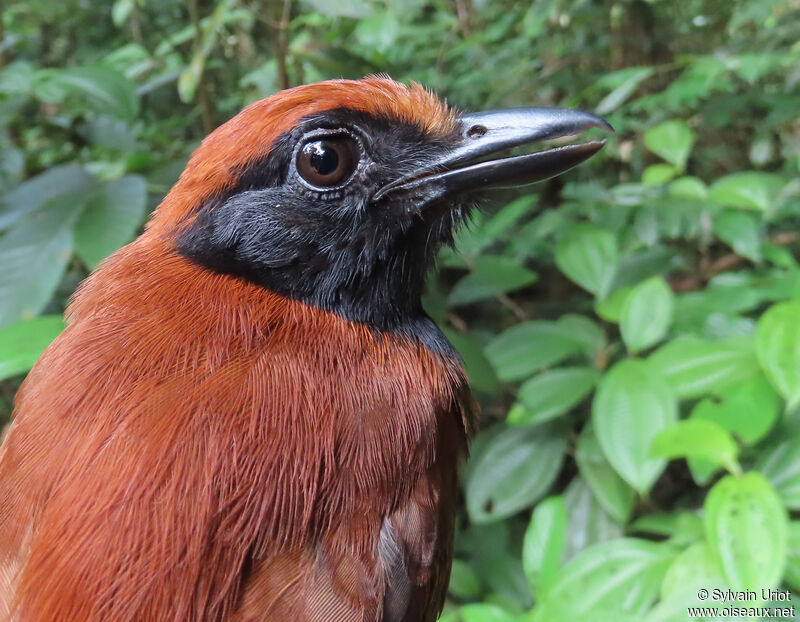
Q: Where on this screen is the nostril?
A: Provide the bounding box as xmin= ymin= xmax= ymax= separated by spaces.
xmin=467 ymin=124 xmax=487 ymax=139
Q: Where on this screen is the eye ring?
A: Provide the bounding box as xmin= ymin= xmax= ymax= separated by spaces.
xmin=295 ymin=134 xmax=360 ymax=189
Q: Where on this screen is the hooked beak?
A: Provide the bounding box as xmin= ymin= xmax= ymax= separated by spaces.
xmin=374 ymin=107 xmax=613 ymax=205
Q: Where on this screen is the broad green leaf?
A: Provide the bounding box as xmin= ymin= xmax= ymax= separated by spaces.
xmin=660 ymin=542 xmax=726 ymax=600
xmin=34 ymin=66 xmax=139 ymax=119
xmin=594 ymin=286 xmax=632 ymax=323
xmin=465 ymin=422 xmax=567 ymax=523
xmin=704 ymin=472 xmax=787 ymax=591
xmin=0 ymin=164 xmax=94 ymax=229
xmin=650 ymin=419 xmax=740 ymax=474
xmin=563 ymin=477 xmax=624 ymax=562
xmin=485 ymin=321 xmax=585 ymax=382
xmin=459 ymin=604 xmax=517 ymax=622
xmin=448 ymin=255 xmax=537 ymax=306
xmin=0 ymin=315 xmax=64 ymax=381
xmin=592 ymin=359 xmax=677 ymax=493
xmin=686 ymin=400 xmax=729 ymax=486
xmin=649 ymin=336 xmax=758 ymax=399
xmin=555 ymin=224 xmax=618 ymax=298
xmin=442 ymin=329 xmax=499 ymax=395
xmin=73 ymin=175 xmax=147 ymax=268
xmin=522 ymin=495 xmax=566 ymax=597
xmin=536 ymin=538 xmax=676 ymax=617
xmin=755 ymin=431 xmax=800 ymax=509
xmin=0 ymin=191 xmax=87 ymax=328
xmin=642 ymin=164 xmax=677 ymax=186
xmin=511 ymin=367 xmax=599 ymax=425
xmin=713 ymin=210 xmax=761 ymax=261
xmin=709 ymin=172 xmax=785 ymax=212
xmin=756 ymin=301 xmax=800 ymax=407
xmin=643 ymin=120 xmax=695 ymax=170
xmin=575 ymin=424 xmax=636 ymax=523
xmin=620 ymin=277 xmax=674 ymax=353
xmin=668 ymin=176 xmax=708 ymax=199
xmin=693 ymin=376 xmax=779 ymax=445
xmin=557 ymin=314 xmax=605 ymax=356
xmin=630 ymin=511 xmax=704 ymax=545
xmin=448 ymin=559 xmax=481 ymax=600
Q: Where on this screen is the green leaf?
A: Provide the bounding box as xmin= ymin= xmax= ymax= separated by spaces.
xmin=650 ymin=419 xmax=740 ymax=474
xmin=594 ymin=286 xmax=632 ymax=323
xmin=643 ymin=120 xmax=695 ymax=170
xmin=575 ymin=424 xmax=636 ymax=523
xmin=592 ymin=359 xmax=677 ymax=493
xmin=668 ymin=176 xmax=708 ymax=199
xmin=456 ymin=195 xmax=537 ymax=256
xmin=713 ymin=210 xmax=762 ymax=261
xmin=595 ymin=67 xmax=654 ymax=115
xmin=693 ymin=376 xmax=779 ymax=445
xmin=448 ymin=559 xmax=481 ymax=600
xmin=448 ymin=255 xmax=537 ymax=306
xmin=555 ymin=224 xmax=618 ymax=298
xmin=511 ymin=367 xmax=599 ymax=425
xmin=442 ymin=330 xmax=499 ymax=396
xmin=620 ymin=277 xmax=674 ymax=353
xmin=756 ymin=301 xmax=800 ymax=407
xmin=0 ymin=191 xmax=88 ymax=328
xmin=785 ymin=521 xmax=800 ymax=593
xmin=34 ymin=66 xmax=139 ymax=119
xmin=557 ymin=315 xmax=606 ymax=356
xmin=465 ymin=422 xmax=567 ymax=523
xmin=522 ymin=495 xmax=566 ymax=597
xmin=459 ymin=604 xmax=517 ymax=622
xmin=485 ymin=321 xmax=586 ymax=382
xmin=709 ymin=172 xmax=785 ymax=212
xmin=755 ymin=431 xmax=800 ymax=509
xmin=630 ymin=511 xmax=704 ymax=545
xmin=563 ymin=477 xmax=624 ymax=561
xmin=536 ymin=538 xmax=676 ymax=617
xmin=0 ymin=315 xmax=64 ymax=381
xmin=660 ymin=542 xmax=726 ymax=601
xmin=73 ymin=175 xmax=147 ymax=268
xmin=642 ymin=164 xmax=677 ymax=186
xmin=649 ymin=336 xmax=758 ymax=399
xmin=704 ymin=472 xmax=787 ymax=591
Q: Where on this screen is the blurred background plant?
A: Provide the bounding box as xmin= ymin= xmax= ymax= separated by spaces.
xmin=2 ymin=0 xmax=800 ymax=619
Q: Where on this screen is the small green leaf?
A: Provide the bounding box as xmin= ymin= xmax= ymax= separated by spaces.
xmin=448 ymin=559 xmax=481 ymax=600
xmin=73 ymin=175 xmax=148 ymax=268
xmin=596 ymin=67 xmax=654 ymax=114
xmin=465 ymin=422 xmax=567 ymax=523
xmin=704 ymin=472 xmax=787 ymax=591
xmin=630 ymin=511 xmax=704 ymax=545
xmin=442 ymin=330 xmax=499 ymax=396
xmin=660 ymin=542 xmax=726 ymax=600
xmin=592 ymin=359 xmax=677 ymax=493
xmin=649 ymin=335 xmax=758 ymax=399
xmin=0 ymin=315 xmax=64 ymax=381
xmin=642 ymin=164 xmax=677 ymax=186
xmin=448 ymin=255 xmax=537 ymax=306
xmin=522 ymin=495 xmax=566 ymax=597
xmin=34 ymin=65 xmax=139 ymax=119
xmin=756 ymin=301 xmax=800 ymax=407
xmin=512 ymin=367 xmax=600 ymax=425
xmin=485 ymin=321 xmax=586 ymax=382
xmin=694 ymin=376 xmax=779 ymax=445
xmin=709 ymin=172 xmax=785 ymax=212
xmin=563 ymin=477 xmax=624 ymax=561
xmin=620 ymin=277 xmax=674 ymax=353
xmin=576 ymin=424 xmax=636 ymax=523
xmin=643 ymin=120 xmax=695 ymax=170
xmin=555 ymin=224 xmax=618 ymax=298
xmin=651 ymin=419 xmax=740 ymax=474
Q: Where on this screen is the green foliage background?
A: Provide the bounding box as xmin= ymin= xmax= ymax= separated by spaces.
xmin=2 ymin=0 xmax=800 ymax=619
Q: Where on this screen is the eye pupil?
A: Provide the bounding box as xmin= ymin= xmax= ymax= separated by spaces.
xmin=307 ymin=143 xmax=339 ymax=176
xmin=296 ymin=135 xmax=358 ymax=188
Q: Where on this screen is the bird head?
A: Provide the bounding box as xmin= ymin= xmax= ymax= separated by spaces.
xmin=153 ymin=76 xmax=610 ymax=329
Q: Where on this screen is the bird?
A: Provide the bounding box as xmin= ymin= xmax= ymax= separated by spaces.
xmin=0 ymin=76 xmax=608 ymax=622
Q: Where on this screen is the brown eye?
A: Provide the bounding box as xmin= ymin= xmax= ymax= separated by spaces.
xmin=296 ymin=137 xmax=358 ymax=188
